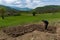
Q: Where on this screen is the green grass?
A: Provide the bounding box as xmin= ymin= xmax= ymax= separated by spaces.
xmin=0 ymin=13 xmax=60 ymax=27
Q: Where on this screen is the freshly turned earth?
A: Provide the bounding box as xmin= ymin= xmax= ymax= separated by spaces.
xmin=3 ymin=24 xmax=56 ymax=37
xmin=0 ymin=23 xmax=58 ymax=40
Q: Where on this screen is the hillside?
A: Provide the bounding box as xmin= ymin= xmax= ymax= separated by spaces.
xmin=0 ymin=5 xmax=21 ymax=16
xmin=34 ymin=5 xmax=60 ymax=14
xmin=0 ymin=5 xmax=19 ymax=12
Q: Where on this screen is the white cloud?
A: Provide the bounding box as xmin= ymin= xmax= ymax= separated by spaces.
xmin=15 ymin=1 xmax=21 ymax=4
xmin=0 ymin=0 xmax=50 ymax=8
xmin=14 ymin=0 xmax=46 ymax=8
xmin=3 ymin=0 xmax=16 ymax=4
xmin=0 ymin=0 xmax=60 ymax=8
xmin=0 ymin=0 xmax=3 ymax=4
xmin=26 ymin=0 xmax=31 ymax=3
xmin=25 ymin=0 xmax=42 ymax=8
xmin=12 ymin=1 xmax=22 ymax=5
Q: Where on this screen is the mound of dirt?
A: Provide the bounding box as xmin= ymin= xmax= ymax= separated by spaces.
xmin=2 ymin=24 xmax=57 ymax=37
xmin=0 ymin=30 xmax=57 ymax=40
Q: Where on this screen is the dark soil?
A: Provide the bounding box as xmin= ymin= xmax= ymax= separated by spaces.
xmin=2 ymin=24 xmax=57 ymax=37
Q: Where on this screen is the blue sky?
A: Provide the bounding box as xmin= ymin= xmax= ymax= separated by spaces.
xmin=0 ymin=0 xmax=60 ymax=9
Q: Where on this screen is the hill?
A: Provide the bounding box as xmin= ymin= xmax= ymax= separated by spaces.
xmin=34 ymin=5 xmax=60 ymax=14
xmin=0 ymin=5 xmax=20 ymax=16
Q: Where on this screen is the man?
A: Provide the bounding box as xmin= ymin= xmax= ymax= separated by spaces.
xmin=42 ymin=20 xmax=49 ymax=30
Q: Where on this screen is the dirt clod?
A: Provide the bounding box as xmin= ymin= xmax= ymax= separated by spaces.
xmin=3 ymin=24 xmax=57 ymax=37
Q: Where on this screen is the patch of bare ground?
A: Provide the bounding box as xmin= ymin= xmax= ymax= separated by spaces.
xmin=56 ymin=23 xmax=60 ymax=40
xmin=0 ymin=24 xmax=57 ymax=40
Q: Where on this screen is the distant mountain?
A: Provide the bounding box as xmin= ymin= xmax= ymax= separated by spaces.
xmin=0 ymin=5 xmax=32 ymax=11
xmin=11 ymin=6 xmax=32 ymax=11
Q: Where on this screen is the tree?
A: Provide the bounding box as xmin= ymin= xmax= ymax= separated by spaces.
xmin=0 ymin=7 xmax=6 ymax=19
xmin=32 ymin=12 xmax=36 ymax=16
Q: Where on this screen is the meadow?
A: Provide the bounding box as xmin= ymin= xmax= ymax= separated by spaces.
xmin=0 ymin=13 xmax=60 ymax=27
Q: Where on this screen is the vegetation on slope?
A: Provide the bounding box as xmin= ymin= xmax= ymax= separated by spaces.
xmin=34 ymin=5 xmax=60 ymax=14
xmin=0 ymin=5 xmax=20 ymax=16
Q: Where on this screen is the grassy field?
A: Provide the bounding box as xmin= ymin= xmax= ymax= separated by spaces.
xmin=0 ymin=13 xmax=60 ymax=27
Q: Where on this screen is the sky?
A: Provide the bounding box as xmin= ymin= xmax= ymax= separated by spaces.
xmin=0 ymin=0 xmax=60 ymax=9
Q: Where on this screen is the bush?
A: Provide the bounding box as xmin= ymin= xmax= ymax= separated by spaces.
xmin=14 ymin=13 xmax=21 ymax=16
xmin=32 ymin=12 xmax=36 ymax=16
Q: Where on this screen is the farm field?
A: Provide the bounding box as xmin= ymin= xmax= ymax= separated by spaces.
xmin=0 ymin=13 xmax=60 ymax=27
xmin=0 ymin=13 xmax=60 ymax=40
xmin=0 ymin=1 xmax=60 ymax=40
